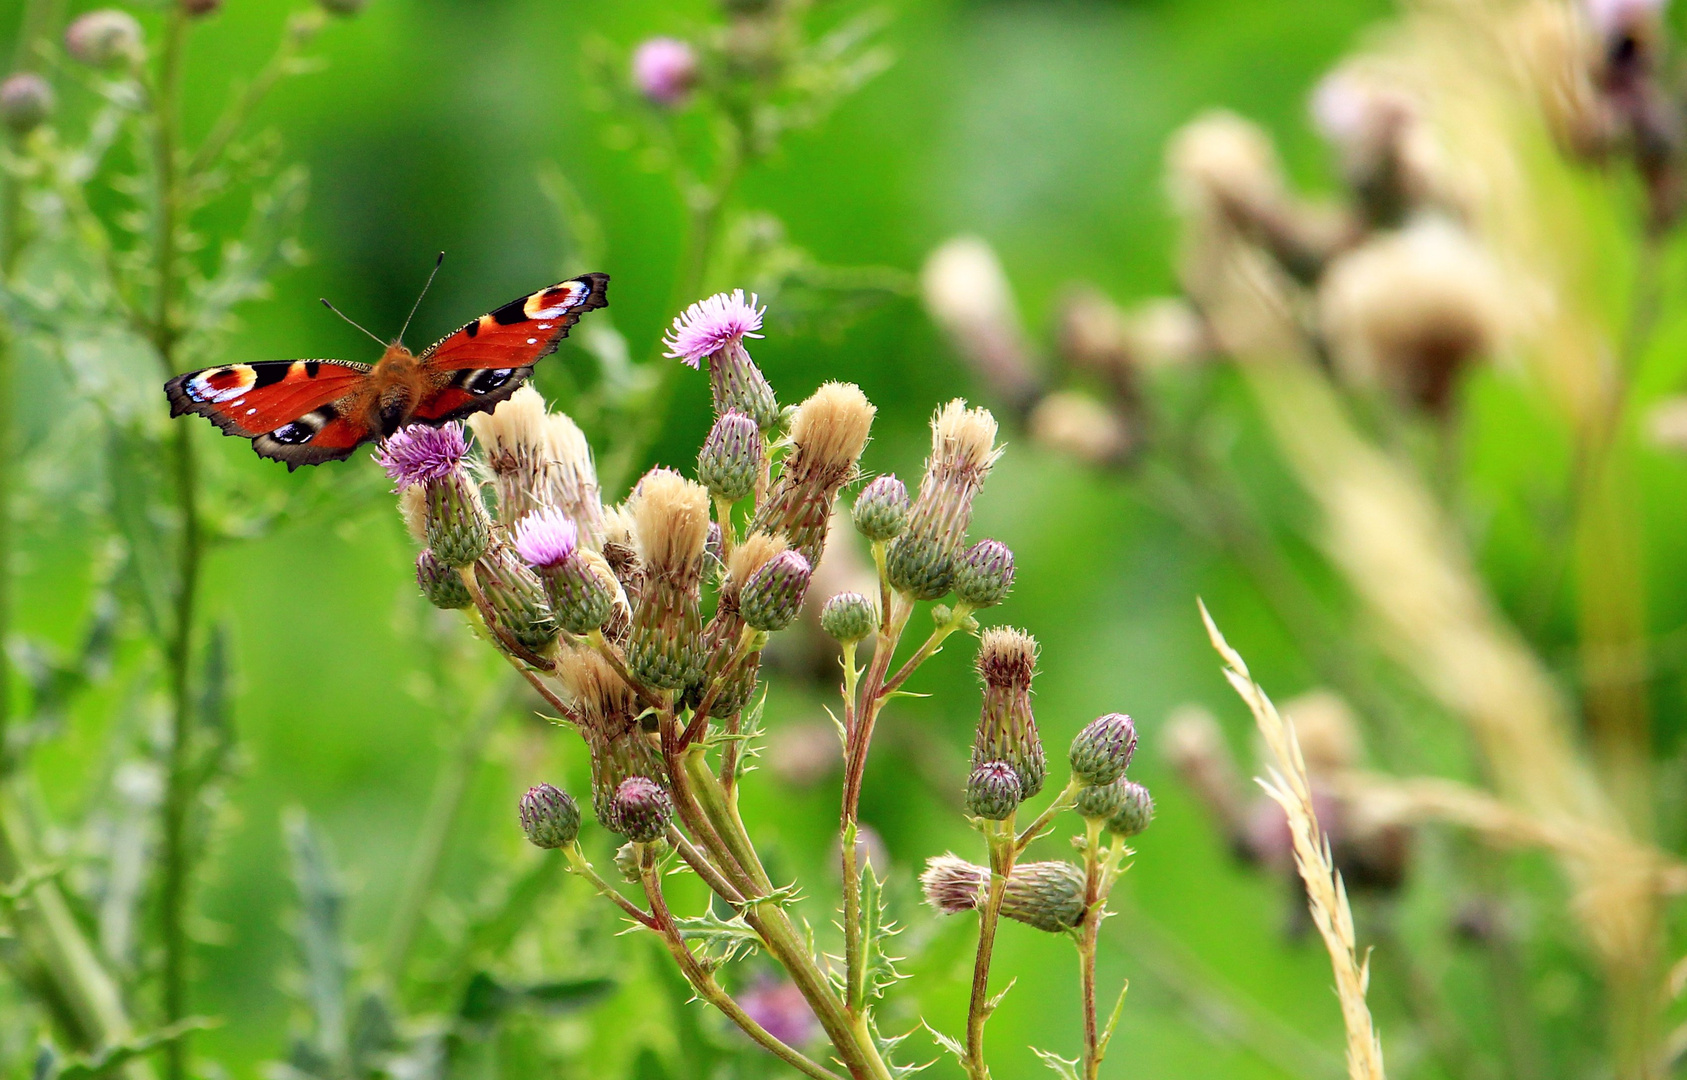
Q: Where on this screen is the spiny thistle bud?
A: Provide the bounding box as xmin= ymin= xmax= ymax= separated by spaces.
xmin=664 ymin=291 xmax=781 ymax=429
xmin=972 ymin=627 xmax=1045 ymax=799
xmin=965 ymin=760 xmax=1022 ymax=820
xmin=612 ymin=776 xmax=672 ymax=843
xmin=820 ymin=591 xmax=876 ymax=643
xmin=632 ymin=36 xmax=698 ymax=109
xmin=953 ymin=538 xmax=1015 ymax=609
xmin=853 ymin=475 xmax=909 ymax=542
xmin=1069 ymin=712 xmax=1137 ymax=787
xmin=697 ymin=533 xmax=786 ymax=718
xmin=1073 ymin=777 xmax=1127 ymax=821
xmin=519 ymin=783 xmax=581 ymax=848
xmin=377 ymin=423 xmax=489 ymax=568
xmin=64 ymin=10 xmax=142 ymax=68
xmin=920 ymin=856 xmax=1088 ymax=934
xmin=1106 ymin=780 xmax=1154 ymax=839
xmin=739 ymin=549 xmax=812 ymax=632
xmin=415 ymin=548 xmax=472 ymax=610
xmin=0 ymin=74 xmax=52 ymax=136
xmin=886 ymin=401 xmax=1000 ymax=600
xmin=513 ymin=509 xmax=617 ymax=634
xmin=475 ymin=544 xmax=557 ymax=652
xmin=626 ymin=469 xmax=710 ymax=689
xmin=697 ymin=410 xmax=763 ymax=503
xmin=751 ymin=382 xmax=876 ymax=566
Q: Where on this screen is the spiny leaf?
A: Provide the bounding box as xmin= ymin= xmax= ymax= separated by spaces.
xmin=672 ymin=908 xmax=763 ymax=968
xmin=56 ymin=1017 xmax=218 ymax=1080
xmin=984 ymin=975 xmax=1017 ymax=1016
xmin=1030 ymin=1047 xmax=1083 ymax=1080
xmin=861 ymin=860 xmax=907 ymax=1003
xmin=1094 ymin=981 xmax=1129 ymax=1065
xmin=921 ymin=1021 xmax=967 ymax=1067
xmin=873 ymin=1019 xmax=933 ymax=1080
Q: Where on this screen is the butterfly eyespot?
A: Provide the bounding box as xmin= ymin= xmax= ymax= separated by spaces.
xmin=270 ymin=422 xmax=313 ymax=445
xmin=464 ymin=368 xmax=517 ymax=395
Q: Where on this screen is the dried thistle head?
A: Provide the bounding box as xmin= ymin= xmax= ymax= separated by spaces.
xmin=751 ymin=382 xmax=876 ymax=565
xmin=976 ymin=626 xmax=1037 ymax=690
xmin=1028 ymin=392 xmax=1131 ymax=466
xmin=920 ymin=854 xmax=988 ymax=915
xmin=543 ymin=410 xmax=607 ymax=549
xmin=1280 ymin=689 xmax=1362 ymax=775
xmin=556 ymin=646 xmax=642 ymax=736
xmin=727 ymin=531 xmax=789 ymax=597
xmin=922 ymin=236 xmax=1039 ymax=411
xmin=398 ymin=483 xmax=428 ymax=546
xmin=629 ymin=468 xmax=711 ymax=577
xmin=885 ymin=400 xmax=1001 ymax=600
xmin=1167 ymin=109 xmax=1285 ymax=227
xmin=468 ymin=385 xmax=549 ymax=525
xmin=920 ymin=855 xmax=1087 ymax=933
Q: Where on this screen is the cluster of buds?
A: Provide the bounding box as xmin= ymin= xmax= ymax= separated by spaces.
xmin=878 ymin=400 xmax=1006 ymax=604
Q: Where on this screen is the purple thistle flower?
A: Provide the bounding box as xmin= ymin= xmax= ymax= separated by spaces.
xmin=632 ymin=36 xmax=697 ymax=108
xmin=663 ymin=290 xmax=765 ymax=369
xmin=375 ymin=422 xmax=468 ymax=489
xmin=513 ymin=507 xmax=579 ymax=569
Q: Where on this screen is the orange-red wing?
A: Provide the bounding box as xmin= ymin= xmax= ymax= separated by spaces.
xmin=410 ymin=273 xmax=609 ymax=423
xmin=165 ymin=359 xmax=376 ymax=469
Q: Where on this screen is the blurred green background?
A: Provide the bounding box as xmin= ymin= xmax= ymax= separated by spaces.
xmin=5 ymin=0 xmax=1471 ymax=1075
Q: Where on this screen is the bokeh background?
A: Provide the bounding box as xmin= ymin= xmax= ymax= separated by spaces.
xmin=22 ymin=0 xmax=1662 ymax=1076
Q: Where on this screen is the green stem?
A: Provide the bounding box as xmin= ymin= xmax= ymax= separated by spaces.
xmin=380 ymin=681 xmax=512 ymax=988
xmin=563 ymin=844 xmax=656 ymax=929
xmin=964 ymin=819 xmax=1015 ymax=1080
xmin=1077 ymin=820 xmax=1104 ymax=1080
xmin=150 ymin=13 xmax=198 ymax=1080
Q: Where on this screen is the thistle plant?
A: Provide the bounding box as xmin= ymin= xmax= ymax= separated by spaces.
xmin=377 ymin=288 xmax=1152 ymax=1080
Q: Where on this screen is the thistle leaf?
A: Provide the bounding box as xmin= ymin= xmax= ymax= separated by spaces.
xmin=1030 ymin=1047 xmax=1083 ymax=1080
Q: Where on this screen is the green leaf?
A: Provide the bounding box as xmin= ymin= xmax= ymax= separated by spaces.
xmin=921 ymin=1021 xmax=966 ymax=1067
xmin=1030 ymin=1047 xmax=1083 ymax=1080
xmin=284 ymin=810 xmax=348 ymax=1063
xmin=55 ymin=1017 xmax=218 ymax=1080
xmin=105 ymin=426 xmax=173 ymax=643
xmin=861 ymin=859 xmax=906 ymax=1005
xmin=672 ymin=907 xmax=763 ymax=968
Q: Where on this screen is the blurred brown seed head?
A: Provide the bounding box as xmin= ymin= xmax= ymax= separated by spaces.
xmin=1028 ymin=392 xmax=1131 ymax=466
xmin=923 ymin=236 xmax=1041 ymax=412
xmin=0 ymin=73 xmax=52 ymax=135
xmin=65 ymin=10 xmax=143 ymax=68
xmin=1279 ymin=689 xmax=1363 ymax=774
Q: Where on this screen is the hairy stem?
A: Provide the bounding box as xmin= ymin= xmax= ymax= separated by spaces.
xmin=964 ymin=819 xmax=1014 ymax=1079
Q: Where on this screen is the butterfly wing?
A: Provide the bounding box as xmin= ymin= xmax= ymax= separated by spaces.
xmin=411 ymin=272 xmax=610 ymax=423
xmin=164 ymin=359 xmax=376 ymax=469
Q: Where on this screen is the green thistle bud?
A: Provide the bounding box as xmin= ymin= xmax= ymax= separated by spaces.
xmin=426 ymin=475 xmax=491 ymax=568
xmin=1073 ymin=777 xmax=1126 ymax=821
xmin=710 ymin=342 xmax=782 ymax=431
xmin=965 ymin=760 xmax=1022 ymax=820
xmin=519 ymin=783 xmax=580 ymax=848
xmin=885 ymin=532 xmax=954 ymax=600
xmin=612 ymin=776 xmax=672 ymax=843
xmin=953 ymin=538 xmax=1015 ymax=609
xmin=475 ymin=545 xmax=558 ymax=652
xmin=541 ymin=555 xmax=616 ymax=635
xmin=64 ymin=10 xmax=142 ymax=68
xmin=920 ymin=855 xmax=1087 ymax=934
xmin=416 ymin=548 xmax=472 ymax=610
xmin=853 ymin=475 xmax=909 ymax=542
xmin=820 ymin=591 xmax=876 ymax=643
xmin=739 ymin=549 xmax=812 ymax=632
xmin=1106 ymin=780 xmax=1154 ymax=839
xmin=1069 ymin=712 xmax=1137 ymax=787
xmin=972 ymin=628 xmax=1045 ymax=799
xmin=0 ymin=74 xmax=52 ymax=136
xmin=698 ymin=410 xmax=763 ymax=503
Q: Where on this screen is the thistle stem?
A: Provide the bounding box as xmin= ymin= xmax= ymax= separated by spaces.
xmin=1077 ymin=820 xmax=1105 ymax=1080
xmin=564 ymin=844 xmax=656 ymax=929
xmin=964 ymin=818 xmax=1016 ymax=1079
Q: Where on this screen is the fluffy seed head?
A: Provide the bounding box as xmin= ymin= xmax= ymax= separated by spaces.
xmin=1069 ymin=712 xmax=1138 ymax=787
xmin=820 ymin=591 xmax=876 ymax=643
xmin=556 ymin=647 xmax=642 ymax=735
xmin=976 ymin=626 xmax=1037 ymax=690
xmin=965 ymin=761 xmax=1023 ymax=820
xmin=1166 ymin=109 xmax=1283 ymax=224
xmin=513 ymin=507 xmax=579 ymax=569
xmin=789 ymin=382 xmax=876 ymax=481
xmin=629 ymin=468 xmax=712 ymax=574
xmin=520 ymin=783 xmax=581 ymax=848
xmin=416 ymin=549 xmax=472 ymax=610
xmin=931 ymin=399 xmax=1001 ymax=479
xmin=663 ymin=289 xmax=764 ymax=368
xmin=922 ymin=236 xmax=1039 ymax=410
xmin=468 ymin=386 xmax=549 ymax=525
xmin=853 ymin=475 xmax=909 ymax=541
xmin=1028 ymin=392 xmax=1130 ymax=466
xmin=698 ymin=411 xmax=763 ymax=502
xmin=612 ymin=776 xmax=673 ymax=843
xmin=1106 ymin=781 xmax=1155 ymax=838
xmin=727 ymin=531 xmax=789 ymax=590
xmin=397 ymin=484 xmax=428 ymax=545
xmin=953 ymin=539 xmax=1015 ymax=609
xmin=544 ymin=410 xmax=607 ymax=549
xmin=0 ymin=74 xmax=53 ymax=135
xmin=740 ymin=550 xmax=812 ymax=632
xmin=632 ymin=36 xmax=698 ymax=108
xmin=885 ymin=400 xmax=1002 ymax=599
xmin=376 ymin=422 xmax=469 ymax=489
xmin=65 ymin=10 xmax=142 ymax=68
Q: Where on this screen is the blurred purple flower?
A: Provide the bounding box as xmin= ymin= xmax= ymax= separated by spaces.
xmin=739 ymin=975 xmax=818 ymax=1047
xmin=375 ymin=422 xmax=467 ymax=489
xmin=1584 ymin=0 xmax=1667 ymax=36
xmin=632 ymin=36 xmax=697 ymax=107
xmin=663 ymin=289 xmax=765 ymax=369
xmin=513 ymin=507 xmax=579 ymax=569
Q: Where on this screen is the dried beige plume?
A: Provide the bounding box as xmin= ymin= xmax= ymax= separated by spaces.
xmin=544 ymin=411 xmax=606 ymax=550
xmin=1279 ymin=689 xmax=1361 ymax=775
xmin=726 ymin=531 xmax=788 ymax=593
xmin=468 ymin=386 xmax=550 ymax=526
xmin=1163 ymin=704 xmax=1246 ymax=839
xmin=751 ymin=382 xmax=876 ymax=566
xmin=555 ymin=644 xmax=642 ymax=735
xmin=922 ymin=236 xmax=1039 ymax=409
xmin=1167 ymin=110 xmax=1285 ymax=224
xmin=398 ymin=484 xmax=427 ymax=546
xmin=931 ymin=398 xmax=1002 ymax=480
xmin=1202 ymin=602 xmax=1386 ymax=1080
xmin=1029 ymin=391 xmax=1130 ymax=466
xmin=1509 ymin=0 xmax=1613 ymax=159
xmin=629 ymin=468 xmax=711 ymax=576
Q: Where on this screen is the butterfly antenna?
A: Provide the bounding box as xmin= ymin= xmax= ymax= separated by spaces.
xmin=397 ymin=251 xmax=445 ymax=346
xmin=320 ymin=298 xmax=387 ymax=348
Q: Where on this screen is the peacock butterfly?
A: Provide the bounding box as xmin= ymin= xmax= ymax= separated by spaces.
xmin=164 ymin=263 xmax=609 ymax=469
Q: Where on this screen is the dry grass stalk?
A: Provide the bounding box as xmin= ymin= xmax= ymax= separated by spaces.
xmin=1200 ymin=601 xmax=1386 ymax=1080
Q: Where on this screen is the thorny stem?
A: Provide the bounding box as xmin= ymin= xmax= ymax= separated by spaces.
xmin=682 ymin=625 xmax=757 ymax=746
xmin=563 ymin=845 xmax=656 ymax=929
xmin=965 ymin=818 xmax=1015 ymax=1079
xmin=150 ymin=11 xmax=199 ymax=1079
xmin=1077 ymin=822 xmax=1106 ymax=1080
xmin=637 ymin=854 xmax=847 ymax=1080
xmin=664 ymin=823 xmax=745 ymax=905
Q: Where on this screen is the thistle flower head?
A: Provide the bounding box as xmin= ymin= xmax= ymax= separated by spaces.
xmin=513 ymin=507 xmax=579 ymax=570
xmin=820 ymin=591 xmax=876 ymax=643
xmin=469 ymin=386 xmax=549 ymax=525
xmin=886 ymin=400 xmax=1001 ymax=599
xmin=920 ymin=854 xmax=989 ymax=915
xmin=65 ymin=10 xmax=142 ymax=68
xmin=416 ymin=548 xmax=472 ymax=610
xmin=853 ymin=475 xmax=909 ymax=541
xmin=788 ymin=382 xmax=876 ymax=485
xmin=475 ymin=543 xmax=557 ymax=652
xmin=1069 ymin=712 xmax=1138 ymax=787
xmin=931 ymin=399 xmax=1002 ymax=479
xmin=740 ymin=549 xmax=813 ymax=632
xmin=976 ymin=626 xmax=1037 ymax=690
xmin=1106 ymin=780 xmax=1155 ymax=839
xmin=973 ymin=627 xmax=1044 ymax=798
xmin=1028 ymin=391 xmax=1130 ymax=466
xmin=519 ymin=783 xmax=581 ymax=848
xmin=629 ymin=468 xmax=712 ymax=574
xmin=663 ymin=289 xmax=764 ymax=368
xmin=556 ymin=647 xmax=642 ymax=736
xmin=698 ymin=410 xmax=763 ymax=503
xmin=612 ymin=776 xmax=673 ymax=843
xmin=921 ymin=855 xmax=1087 ymax=933
xmin=965 ymin=760 xmax=1023 ymax=820
xmin=953 ymin=538 xmax=1015 ymax=609
xmin=727 ymin=531 xmax=788 ymax=590
xmin=0 ymin=74 xmax=53 ymax=135
xmin=376 ymin=422 xmax=469 ymax=489
xmin=632 ymin=36 xmax=698 ymax=108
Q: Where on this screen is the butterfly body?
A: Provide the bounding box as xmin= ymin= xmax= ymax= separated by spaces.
xmin=165 ymin=272 xmax=609 ymax=468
